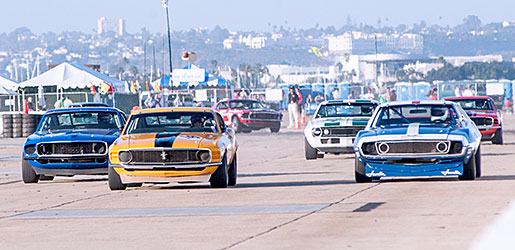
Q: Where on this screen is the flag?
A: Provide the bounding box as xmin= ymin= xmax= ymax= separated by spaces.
xmin=90 ymin=84 xmax=97 ymax=95
xmin=101 ymin=81 xmax=114 ymax=95
xmin=146 ymin=81 xmax=152 ymax=91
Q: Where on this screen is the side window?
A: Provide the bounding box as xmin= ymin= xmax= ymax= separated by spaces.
xmin=217 ymin=102 xmax=228 ymax=110
xmin=215 ymin=113 xmax=227 ymax=132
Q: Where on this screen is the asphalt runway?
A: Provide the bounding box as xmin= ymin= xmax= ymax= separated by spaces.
xmin=1 ymin=115 xmax=515 ymax=249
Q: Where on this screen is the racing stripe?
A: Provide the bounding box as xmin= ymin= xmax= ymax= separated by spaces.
xmin=407 ymin=123 xmax=420 ymax=136
xmin=155 ymin=132 xmax=180 ymax=147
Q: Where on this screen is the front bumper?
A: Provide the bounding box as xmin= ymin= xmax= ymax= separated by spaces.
xmin=307 ymin=136 xmax=355 ymax=153
xmin=239 ymin=119 xmax=281 ymax=129
xmin=356 ymin=156 xmax=465 ymax=178
xmin=112 ymin=162 xmax=222 ymax=184
xmin=26 ymin=156 xmax=108 ymax=176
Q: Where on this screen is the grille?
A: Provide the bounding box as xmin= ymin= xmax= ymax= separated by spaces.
xmin=128 ymin=149 xmax=209 ymax=164
xmin=322 ymin=126 xmax=364 ymax=137
xmin=249 ymin=113 xmax=278 ymax=120
xmin=471 ymin=117 xmax=493 ymax=126
xmin=37 ymin=142 xmax=103 ymax=155
xmin=378 ymin=141 xmax=447 ymax=154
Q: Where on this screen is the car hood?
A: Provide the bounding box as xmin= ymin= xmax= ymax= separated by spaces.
xmin=465 ymin=110 xmax=497 ymax=117
xmin=363 ymin=123 xmax=455 ymax=140
xmin=28 ymin=129 xmax=121 ymax=144
xmin=125 ymin=132 xmax=220 ymax=149
xmin=310 ymin=117 xmax=370 ymax=127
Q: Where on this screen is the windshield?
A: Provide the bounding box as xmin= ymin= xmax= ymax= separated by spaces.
xmin=374 ymin=104 xmax=458 ymax=127
xmin=124 ymin=111 xmax=218 ymax=134
xmin=447 ymin=99 xmax=495 ymax=111
xmin=229 ymin=100 xmax=265 ymax=110
xmin=38 ymin=111 xmax=122 ymax=132
xmin=316 ymin=103 xmax=377 ymax=118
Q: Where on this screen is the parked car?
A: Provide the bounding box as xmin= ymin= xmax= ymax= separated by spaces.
xmin=354 ymin=101 xmax=482 ymax=183
xmin=443 ymin=96 xmax=503 ymax=144
xmin=21 ymin=107 xmax=127 ymax=183
xmin=214 ymin=99 xmax=282 ymax=133
xmin=304 ymin=100 xmax=378 ymax=160
xmin=108 ymin=107 xmax=238 ymax=190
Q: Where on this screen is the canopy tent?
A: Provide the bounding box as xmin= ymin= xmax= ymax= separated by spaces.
xmin=0 ymin=85 xmax=18 ymax=95
xmin=0 ymin=75 xmax=19 ymax=91
xmin=152 ymin=64 xmax=232 ymax=89
xmin=19 ymin=62 xmax=128 ymax=93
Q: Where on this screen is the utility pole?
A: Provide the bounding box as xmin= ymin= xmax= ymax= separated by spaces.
xmin=161 ymin=0 xmax=173 ymax=75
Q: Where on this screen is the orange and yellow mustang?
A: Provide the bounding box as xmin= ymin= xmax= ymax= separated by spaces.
xmin=108 ymin=107 xmax=238 ymax=190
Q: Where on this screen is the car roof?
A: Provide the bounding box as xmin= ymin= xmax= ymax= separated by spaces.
xmin=132 ymin=107 xmax=216 ymax=115
xmin=45 ymin=107 xmax=122 ymax=114
xmin=377 ymin=100 xmax=456 ymax=108
xmin=320 ymin=99 xmax=379 ymax=105
xmin=442 ymin=96 xmax=492 ymax=100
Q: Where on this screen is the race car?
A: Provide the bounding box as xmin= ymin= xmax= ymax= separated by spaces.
xmin=443 ymin=96 xmax=503 ymax=144
xmin=22 ymin=107 xmax=127 ymax=183
xmin=214 ymin=99 xmax=282 ymax=133
xmin=304 ymin=100 xmax=378 ymax=160
xmin=108 ymin=107 xmax=238 ymax=190
xmin=354 ymin=101 xmax=482 ymax=183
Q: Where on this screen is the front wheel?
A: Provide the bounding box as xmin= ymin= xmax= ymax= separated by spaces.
xmin=459 ymin=150 xmax=476 ymax=181
xmin=270 ymin=124 xmax=280 ymax=133
xmin=22 ymin=158 xmax=39 ymax=183
xmin=232 ymin=117 xmax=242 ymax=133
xmin=108 ymin=166 xmax=127 ymax=190
xmin=475 ymin=145 xmax=481 ymax=178
xmin=228 ymin=153 xmax=237 ymax=186
xmin=305 ymin=138 xmax=318 ymax=160
xmin=354 ymin=158 xmax=372 ymax=183
xmin=39 ymin=175 xmax=54 ymax=181
xmin=492 ymin=128 xmax=503 ymax=145
xmin=210 ymin=155 xmax=228 ymax=188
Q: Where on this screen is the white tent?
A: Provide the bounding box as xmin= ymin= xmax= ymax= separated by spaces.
xmin=19 ymin=62 xmax=128 ymax=93
xmin=0 ymin=75 xmax=18 ymax=91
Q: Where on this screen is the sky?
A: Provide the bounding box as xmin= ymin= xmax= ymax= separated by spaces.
xmin=1 ymin=0 xmax=514 ymax=34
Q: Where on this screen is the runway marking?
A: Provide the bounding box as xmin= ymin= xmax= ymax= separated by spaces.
xmin=470 ymin=200 xmax=515 ymax=250
xmin=352 ymin=202 xmax=385 ymax=212
xmin=11 ymin=204 xmax=326 ymax=219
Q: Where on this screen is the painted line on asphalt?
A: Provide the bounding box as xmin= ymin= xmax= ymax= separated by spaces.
xmin=0 ymin=171 xmax=21 ymax=175
xmin=11 ymin=204 xmax=327 ymax=219
xmin=470 ymin=200 xmax=515 ymax=250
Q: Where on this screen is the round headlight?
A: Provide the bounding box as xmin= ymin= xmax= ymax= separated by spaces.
xmin=93 ymin=143 xmax=106 ymax=154
xmin=196 ymin=151 xmax=210 ymax=163
xmin=38 ymin=144 xmax=51 ymax=155
xmin=377 ymin=142 xmax=390 ymax=154
xmin=118 ymin=151 xmax=132 ymax=163
xmin=312 ymin=128 xmax=322 ymax=137
xmin=25 ymin=145 xmax=36 ymax=155
xmin=436 ymin=141 xmax=448 ymax=153
xmin=323 ymin=129 xmax=330 ymax=135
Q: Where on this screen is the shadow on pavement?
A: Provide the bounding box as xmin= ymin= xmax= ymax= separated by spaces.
xmin=238 ymin=171 xmax=338 ymax=178
xmin=482 ymin=152 xmax=515 ymax=156
xmin=477 ymin=175 xmax=515 ymax=181
xmin=151 ymin=179 xmax=355 ymax=190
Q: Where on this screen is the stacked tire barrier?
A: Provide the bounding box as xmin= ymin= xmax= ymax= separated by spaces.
xmin=2 ymin=113 xmax=42 ymax=138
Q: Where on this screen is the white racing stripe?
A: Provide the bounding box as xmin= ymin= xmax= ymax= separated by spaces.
xmin=406 ymin=123 xmax=420 ymax=136
xmin=470 ymin=200 xmax=515 ymax=250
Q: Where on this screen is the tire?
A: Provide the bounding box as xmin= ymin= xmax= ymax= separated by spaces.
xmin=13 ymin=118 xmax=23 ymax=123
xmin=232 ymin=117 xmax=242 ymax=133
xmin=210 ymin=154 xmax=228 ymax=188
xmin=305 ymin=138 xmax=318 ymax=160
xmin=242 ymin=129 xmax=252 ymax=133
xmin=475 ymin=145 xmax=481 ymax=178
xmin=317 ymin=153 xmax=324 ymax=158
xmin=492 ymin=128 xmax=503 ymax=145
xmin=127 ymin=183 xmax=143 ymax=187
xmin=39 ymin=175 xmax=54 ymax=181
xmin=13 ymin=131 xmax=22 ymax=138
xmin=22 ymin=158 xmax=39 ymax=183
xmin=12 ymin=123 xmax=23 ymax=129
xmin=270 ymin=125 xmax=280 ymax=133
xmin=228 ymin=153 xmax=237 ymax=186
xmin=355 ymin=157 xmax=372 ymax=183
xmin=108 ymin=165 xmax=127 ymax=190
xmin=459 ymin=150 xmax=476 ymax=181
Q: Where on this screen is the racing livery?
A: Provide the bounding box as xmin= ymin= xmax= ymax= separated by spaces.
xmin=443 ymin=96 xmax=503 ymax=144
xmin=22 ymin=107 xmax=127 ymax=183
xmin=304 ymin=100 xmax=378 ymax=160
xmin=214 ymin=99 xmax=282 ymax=133
xmin=354 ymin=101 xmax=482 ymax=182
xmin=108 ymin=107 xmax=238 ymax=190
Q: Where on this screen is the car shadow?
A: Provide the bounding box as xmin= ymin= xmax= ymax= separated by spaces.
xmin=481 ymin=152 xmax=515 ymax=156
xmin=377 ymin=177 xmax=459 ymax=183
xmin=148 ymin=179 xmax=357 ymax=190
xmin=238 ymin=171 xmax=338 ymax=178
xmin=49 ymin=177 xmax=108 ymax=183
xmin=476 ymin=175 xmax=515 ymax=181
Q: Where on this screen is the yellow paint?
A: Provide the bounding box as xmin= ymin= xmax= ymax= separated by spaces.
xmin=114 ymin=166 xmax=218 ymax=178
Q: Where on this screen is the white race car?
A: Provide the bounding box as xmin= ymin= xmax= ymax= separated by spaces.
xmin=304 ymin=100 xmax=378 ymax=160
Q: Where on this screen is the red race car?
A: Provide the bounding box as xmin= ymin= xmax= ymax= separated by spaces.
xmin=443 ymin=96 xmax=503 ymax=144
xmin=214 ymin=99 xmax=282 ymax=133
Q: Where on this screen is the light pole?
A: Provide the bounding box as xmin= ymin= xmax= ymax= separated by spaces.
xmin=161 ymin=0 xmax=173 ymax=77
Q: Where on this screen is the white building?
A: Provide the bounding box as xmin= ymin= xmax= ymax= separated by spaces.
xmin=223 ymin=38 xmax=234 ymax=49
xmin=327 ymin=32 xmax=423 ymax=55
xmin=97 ymin=17 xmax=126 ymax=36
xmin=238 ymin=35 xmax=267 ymax=49
xmin=443 ymin=55 xmax=503 ymax=67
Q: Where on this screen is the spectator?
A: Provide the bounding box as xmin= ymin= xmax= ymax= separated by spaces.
xmin=144 ymin=94 xmax=159 ymax=108
xmin=63 ymin=96 xmax=73 ymax=107
xmin=27 ymin=97 xmax=35 ymax=111
xmin=287 ymin=86 xmax=300 ymax=129
xmin=385 ymin=87 xmax=392 ymax=101
xmin=363 ymin=88 xmax=374 ymax=100
xmin=390 ymin=89 xmax=397 ymax=101
xmin=331 ymin=88 xmax=340 ymax=100
xmin=54 ymin=97 xmax=65 ymax=109
xmin=314 ymin=93 xmax=325 ymax=103
xmin=174 ymin=96 xmax=183 ymax=107
xmin=348 ymin=91 xmax=355 ymax=99
xmin=462 ymin=85 xmax=475 ymax=97
xmin=454 ymin=86 xmax=462 ymax=97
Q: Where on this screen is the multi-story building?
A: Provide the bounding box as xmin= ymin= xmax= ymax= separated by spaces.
xmin=327 ymin=32 xmax=423 ymax=55
xmin=97 ymin=17 xmax=126 ymax=36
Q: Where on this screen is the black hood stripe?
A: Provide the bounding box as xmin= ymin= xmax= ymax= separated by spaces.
xmin=155 ymin=132 xmax=181 ymax=147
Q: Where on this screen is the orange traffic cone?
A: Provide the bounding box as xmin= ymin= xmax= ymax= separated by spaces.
xmin=300 ymin=111 xmax=306 ymax=124
xmin=23 ymin=99 xmax=28 ymax=114
xmin=295 ymin=120 xmax=301 ymax=130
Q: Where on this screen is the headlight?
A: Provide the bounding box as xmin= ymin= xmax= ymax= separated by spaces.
xmin=93 ymin=143 xmax=106 ymax=154
xmin=118 ymin=151 xmax=132 ymax=163
xmin=196 ymin=151 xmax=210 ymax=163
xmin=38 ymin=144 xmax=52 ymax=155
xmin=377 ymin=142 xmax=390 ymax=154
xmin=241 ymin=113 xmax=250 ymax=119
xmin=361 ymin=142 xmax=376 ymax=155
xmin=312 ymin=128 xmax=322 ymax=137
xmin=25 ymin=145 xmax=36 ymax=155
xmin=323 ymin=129 xmax=330 ymax=136
xmin=435 ymin=141 xmax=449 ymax=153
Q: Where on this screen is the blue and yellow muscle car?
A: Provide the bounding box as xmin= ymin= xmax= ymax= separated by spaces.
xmin=354 ymin=101 xmax=482 ymax=182
xmin=108 ymin=107 xmax=238 ymax=190
xmin=22 ymin=107 xmax=127 ymax=183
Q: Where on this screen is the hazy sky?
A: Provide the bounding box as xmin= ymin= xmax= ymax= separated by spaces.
xmin=1 ymin=0 xmax=514 ymax=34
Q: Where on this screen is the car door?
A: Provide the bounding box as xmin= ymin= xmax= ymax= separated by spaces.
xmin=216 ymin=101 xmax=231 ymax=126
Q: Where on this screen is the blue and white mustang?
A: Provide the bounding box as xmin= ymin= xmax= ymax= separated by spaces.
xmin=353 ymin=101 xmax=482 ymax=182
xmin=22 ymin=107 xmax=126 ymax=183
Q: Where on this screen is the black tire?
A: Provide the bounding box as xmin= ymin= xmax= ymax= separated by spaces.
xmin=459 ymin=150 xmax=476 ymax=181
xmin=3 ymin=128 xmax=13 ymax=133
xmin=13 ymin=118 xmax=23 ymax=123
xmin=12 ymin=123 xmax=23 ymax=129
xmin=242 ymin=129 xmax=252 ymax=133
xmin=108 ymin=165 xmax=127 ymax=190
xmin=39 ymin=175 xmax=54 ymax=181
xmin=492 ymin=128 xmax=503 ymax=145
xmin=22 ymin=158 xmax=39 ymax=183
xmin=305 ymin=138 xmax=318 ymax=160
xmin=317 ymin=153 xmax=324 ymax=158
xmin=228 ymin=153 xmax=237 ymax=186
xmin=127 ymin=183 xmax=143 ymax=187
xmin=232 ymin=117 xmax=242 ymax=133
xmin=475 ymin=145 xmax=481 ymax=178
xmin=13 ymin=132 xmax=22 ymax=138
xmin=270 ymin=125 xmax=280 ymax=133
xmin=355 ymin=157 xmax=372 ymax=183
xmin=210 ymin=154 xmax=228 ymax=188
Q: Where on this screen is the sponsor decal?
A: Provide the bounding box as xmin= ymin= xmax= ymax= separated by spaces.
xmin=366 ymin=170 xmax=386 ymax=177
xmin=324 ymin=122 xmax=340 ymax=127
xmin=352 ymin=120 xmax=369 ymax=126
xmin=441 ymin=169 xmax=461 ymax=176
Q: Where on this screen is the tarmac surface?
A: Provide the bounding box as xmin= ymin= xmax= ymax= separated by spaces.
xmin=1 ymin=115 xmax=515 ymax=249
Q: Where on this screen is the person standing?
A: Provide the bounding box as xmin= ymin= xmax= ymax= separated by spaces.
xmin=63 ymin=96 xmax=73 ymax=107
xmin=287 ymin=86 xmax=300 ymax=129
xmin=390 ymin=89 xmax=397 ymax=101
